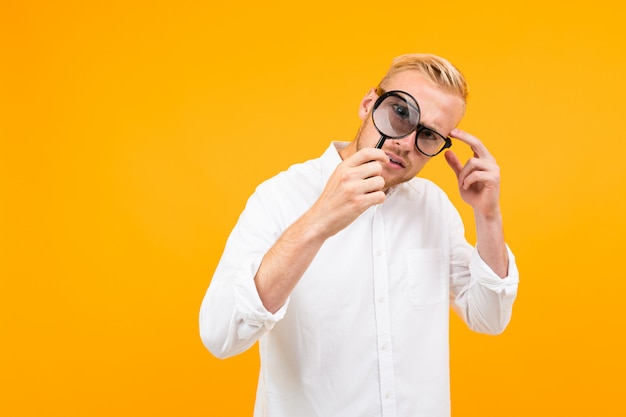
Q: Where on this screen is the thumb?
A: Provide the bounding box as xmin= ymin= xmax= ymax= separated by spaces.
xmin=444 ymin=150 xmax=462 ymax=177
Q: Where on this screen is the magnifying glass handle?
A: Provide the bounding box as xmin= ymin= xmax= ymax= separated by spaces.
xmin=375 ymin=135 xmax=387 ymax=149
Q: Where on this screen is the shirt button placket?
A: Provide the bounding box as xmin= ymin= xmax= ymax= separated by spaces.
xmin=371 ymin=206 xmax=397 ymax=417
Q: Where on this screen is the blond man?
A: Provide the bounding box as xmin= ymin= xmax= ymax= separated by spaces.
xmin=200 ymin=53 xmax=519 ymax=417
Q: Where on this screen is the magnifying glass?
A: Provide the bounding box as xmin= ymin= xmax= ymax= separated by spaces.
xmin=372 ymin=90 xmax=421 ymax=149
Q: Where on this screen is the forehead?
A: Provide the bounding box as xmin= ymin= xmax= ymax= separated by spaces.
xmin=383 ymin=70 xmax=465 ymax=132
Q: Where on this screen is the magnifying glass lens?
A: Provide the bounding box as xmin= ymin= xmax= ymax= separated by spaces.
xmin=372 ymin=91 xmax=420 ymax=138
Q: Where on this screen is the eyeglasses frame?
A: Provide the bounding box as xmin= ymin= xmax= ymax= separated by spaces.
xmin=374 ymin=87 xmax=452 ymax=157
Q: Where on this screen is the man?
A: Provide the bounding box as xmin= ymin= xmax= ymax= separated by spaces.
xmin=200 ymin=53 xmax=519 ymax=417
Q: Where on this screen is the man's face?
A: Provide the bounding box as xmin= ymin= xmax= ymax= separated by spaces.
xmin=351 ymin=70 xmax=466 ymax=190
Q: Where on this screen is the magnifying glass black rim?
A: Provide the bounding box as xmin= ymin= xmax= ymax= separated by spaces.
xmin=372 ymin=90 xmax=421 ymax=139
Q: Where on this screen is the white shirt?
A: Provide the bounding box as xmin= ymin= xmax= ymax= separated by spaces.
xmin=200 ymin=142 xmax=519 ymax=417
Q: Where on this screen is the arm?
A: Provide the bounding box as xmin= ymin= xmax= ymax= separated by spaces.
xmin=448 ymin=222 xmax=519 ymax=335
xmin=200 ymin=147 xmax=389 ymax=358
xmin=444 ymin=128 xmax=509 ymax=278
xmin=445 ymin=128 xmax=518 ymax=334
xmin=255 ymin=148 xmax=388 ymax=313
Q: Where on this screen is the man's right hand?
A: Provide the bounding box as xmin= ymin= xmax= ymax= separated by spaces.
xmin=254 ymin=147 xmax=389 ymax=313
xmin=306 ymin=147 xmax=388 ymax=239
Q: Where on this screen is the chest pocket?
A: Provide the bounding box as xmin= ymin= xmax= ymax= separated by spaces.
xmin=407 ymin=248 xmax=447 ymax=307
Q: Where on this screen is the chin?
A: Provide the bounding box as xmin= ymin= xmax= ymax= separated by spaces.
xmin=383 ymin=175 xmax=408 ymax=190
xmin=384 ymin=165 xmax=415 ymax=183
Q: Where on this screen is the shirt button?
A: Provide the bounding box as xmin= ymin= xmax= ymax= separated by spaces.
xmin=385 ymin=392 xmax=392 ymax=399
xmin=376 ymin=249 xmax=383 ymax=256
xmin=381 ymin=343 xmax=388 ymax=351
xmin=378 ymin=296 xmax=385 ymax=303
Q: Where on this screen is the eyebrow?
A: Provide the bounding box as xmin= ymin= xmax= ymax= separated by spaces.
xmin=376 ymin=87 xmax=420 ymax=112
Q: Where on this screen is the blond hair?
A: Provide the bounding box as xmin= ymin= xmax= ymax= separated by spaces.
xmin=379 ymin=53 xmax=469 ymax=101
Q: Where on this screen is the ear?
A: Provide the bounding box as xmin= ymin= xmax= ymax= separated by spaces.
xmin=358 ymin=88 xmax=379 ymax=121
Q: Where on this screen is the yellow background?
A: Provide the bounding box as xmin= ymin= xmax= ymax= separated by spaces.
xmin=2 ymin=0 xmax=625 ymax=415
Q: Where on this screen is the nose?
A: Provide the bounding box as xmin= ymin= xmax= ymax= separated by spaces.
xmin=391 ymin=133 xmax=415 ymax=151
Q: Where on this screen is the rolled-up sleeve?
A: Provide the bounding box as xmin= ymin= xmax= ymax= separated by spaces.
xmin=232 ymin=268 xmax=289 ymax=340
xmin=199 ymin=185 xmax=293 ymax=359
xmin=199 ymin=261 xmax=289 ymax=358
xmin=461 ymin=246 xmax=519 ymax=334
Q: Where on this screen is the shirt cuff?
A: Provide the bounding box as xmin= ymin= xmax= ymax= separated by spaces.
xmin=470 ymin=244 xmax=519 ymax=287
xmin=232 ymin=261 xmax=290 ymax=340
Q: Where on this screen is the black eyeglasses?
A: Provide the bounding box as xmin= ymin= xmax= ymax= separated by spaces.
xmin=374 ymin=87 xmax=452 ymax=157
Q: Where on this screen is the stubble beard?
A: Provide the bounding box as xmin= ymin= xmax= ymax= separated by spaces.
xmin=353 ymin=125 xmax=414 ymax=192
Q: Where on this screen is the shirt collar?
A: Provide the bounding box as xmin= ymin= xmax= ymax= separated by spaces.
xmin=318 ymin=141 xmax=347 ymax=183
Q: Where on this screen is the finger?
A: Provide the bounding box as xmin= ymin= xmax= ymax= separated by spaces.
xmin=356 ymin=160 xmax=384 ymax=180
xmin=360 ymin=190 xmax=386 ymax=207
xmin=457 ymin=159 xmax=500 ymax=187
xmin=444 ymin=150 xmax=463 ymax=177
xmin=347 ymin=147 xmax=389 ymax=167
xmin=449 ymin=128 xmax=495 ymax=161
xmin=461 ymin=170 xmax=500 ymax=190
xmin=459 ymin=158 xmax=500 ymax=182
xmin=361 ymin=175 xmax=386 ymax=193
xmin=457 ymin=157 xmax=500 ymax=178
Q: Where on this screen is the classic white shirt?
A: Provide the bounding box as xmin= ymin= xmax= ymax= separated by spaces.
xmin=200 ymin=142 xmax=519 ymax=417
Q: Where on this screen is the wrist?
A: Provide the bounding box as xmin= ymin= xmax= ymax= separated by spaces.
xmin=296 ymin=209 xmax=334 ymax=245
xmin=474 ymin=206 xmax=502 ymax=223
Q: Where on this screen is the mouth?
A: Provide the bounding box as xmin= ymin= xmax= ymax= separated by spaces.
xmin=386 ymin=153 xmax=405 ymax=169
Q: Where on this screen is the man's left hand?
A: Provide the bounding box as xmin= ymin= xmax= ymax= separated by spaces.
xmin=444 ymin=128 xmax=502 ymax=218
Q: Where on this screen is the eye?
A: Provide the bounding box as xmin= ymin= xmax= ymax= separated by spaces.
xmin=392 ymin=104 xmax=410 ymax=119
xmin=420 ymin=129 xmax=437 ymax=141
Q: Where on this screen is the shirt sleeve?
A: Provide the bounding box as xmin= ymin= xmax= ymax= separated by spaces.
xmin=448 ymin=208 xmax=520 ymax=335
xmin=199 ymin=184 xmax=293 ymax=359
